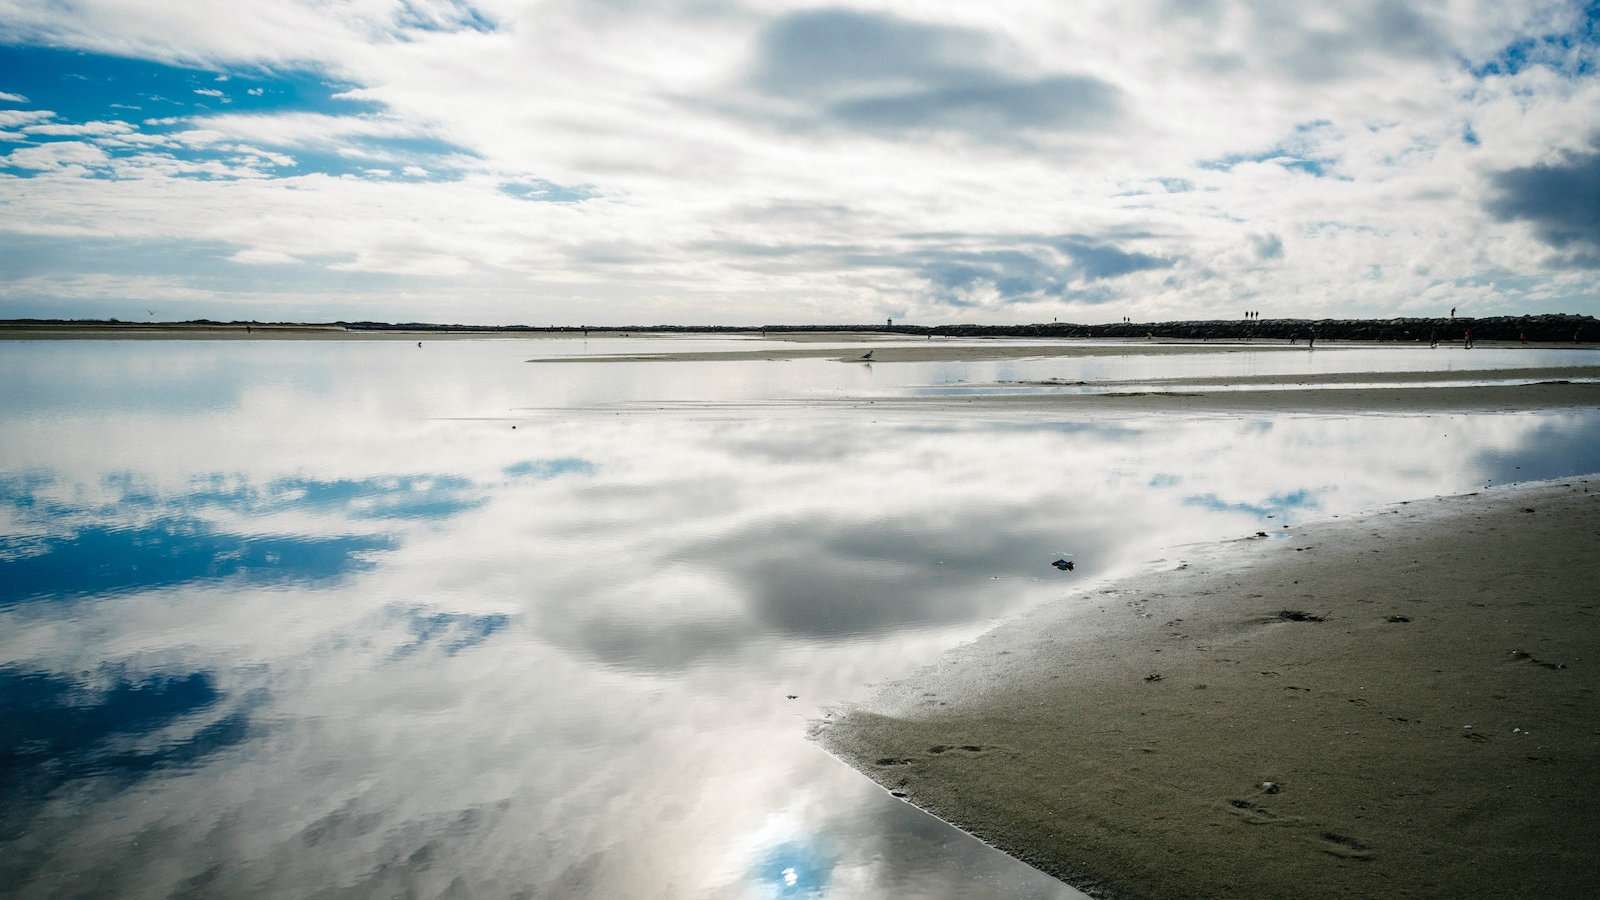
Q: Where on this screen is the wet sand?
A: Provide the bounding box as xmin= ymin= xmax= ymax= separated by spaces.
xmin=866 ymin=381 xmax=1600 ymax=415
xmin=999 ymin=365 xmax=1600 ymax=389
xmin=816 ymin=480 xmax=1600 ymax=899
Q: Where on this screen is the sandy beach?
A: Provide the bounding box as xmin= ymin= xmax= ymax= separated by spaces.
xmin=999 ymin=365 xmax=1600 ymax=389
xmin=838 ymin=381 xmax=1600 ymax=416
xmin=816 ymin=480 xmax=1600 ymax=899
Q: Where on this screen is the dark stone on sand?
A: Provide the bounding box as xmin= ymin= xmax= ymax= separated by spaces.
xmin=1277 ymin=610 xmax=1326 ymax=622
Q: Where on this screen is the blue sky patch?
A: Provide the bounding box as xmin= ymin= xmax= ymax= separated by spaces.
xmin=503 ymin=457 xmax=596 ymax=479
xmin=1465 ymin=2 xmax=1598 ymax=78
xmin=0 ymin=44 xmax=475 ymax=181
xmin=499 ymin=179 xmax=598 ymax=203
xmin=0 ymin=44 xmax=378 ymax=122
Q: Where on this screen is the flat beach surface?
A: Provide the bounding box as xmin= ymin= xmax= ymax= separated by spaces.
xmin=816 ymin=480 xmax=1600 ymax=899
xmin=866 ymin=381 xmax=1600 ymax=415
xmin=998 ymin=365 xmax=1600 ymax=388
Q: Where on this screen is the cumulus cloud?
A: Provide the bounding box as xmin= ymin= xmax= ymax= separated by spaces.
xmin=3 ymin=140 xmax=111 ymax=171
xmin=739 ymin=8 xmax=1121 ymax=140
xmin=0 ymin=109 xmax=55 ymax=127
xmin=0 ymin=91 xmax=30 ymax=102
xmin=168 ymin=111 xmax=442 ymax=150
xmin=0 ymin=1 xmax=1597 ymax=322
xmin=1485 ymin=143 xmax=1600 ymax=266
xmin=1250 ymin=233 xmax=1286 ymax=260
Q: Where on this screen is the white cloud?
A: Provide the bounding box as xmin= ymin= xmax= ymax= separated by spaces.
xmin=3 ymin=140 xmax=111 ymax=171
xmin=0 ymin=91 xmax=30 ymax=103
xmin=23 ymin=120 xmax=136 ymax=136
xmin=192 ymin=88 xmax=225 ymax=97
xmin=246 ymin=87 xmax=264 ymax=96
xmin=229 ymin=248 xmax=299 ymax=264
xmin=0 ymin=109 xmax=55 ymax=127
xmin=0 ymin=1 xmax=1597 ymax=322
xmin=162 ymin=111 xmax=441 ymax=150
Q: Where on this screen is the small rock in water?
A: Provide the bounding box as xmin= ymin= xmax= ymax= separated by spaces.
xmin=1051 ymin=558 xmax=1075 ymax=571
xmin=1259 ymin=781 xmax=1281 ymax=794
xmin=1255 ymin=531 xmax=1268 ymax=537
xmin=1386 ymin=615 xmax=1412 ymax=623
xmin=1144 ymin=673 xmax=1164 ymax=683
xmin=785 ymin=694 xmax=798 ymax=700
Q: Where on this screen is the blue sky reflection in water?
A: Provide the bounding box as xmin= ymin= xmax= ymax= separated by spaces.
xmin=2 ymin=339 xmax=1600 ymax=898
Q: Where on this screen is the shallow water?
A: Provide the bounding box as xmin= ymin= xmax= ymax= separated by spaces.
xmin=2 ymin=338 xmax=1599 ymax=898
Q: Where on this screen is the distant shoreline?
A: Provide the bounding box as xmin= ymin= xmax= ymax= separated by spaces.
xmin=1 ymin=313 xmax=1596 ymax=344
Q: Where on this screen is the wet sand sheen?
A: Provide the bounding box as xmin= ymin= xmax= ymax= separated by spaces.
xmin=815 ymin=481 xmax=1600 ymax=899
xmin=996 ymin=365 xmax=1600 ymax=389
xmin=524 ymin=343 xmax=1308 ymax=363
xmin=866 ymin=381 xmax=1600 ymax=414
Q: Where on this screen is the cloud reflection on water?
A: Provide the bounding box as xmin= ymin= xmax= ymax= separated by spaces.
xmin=2 ymin=341 xmax=1599 ymax=898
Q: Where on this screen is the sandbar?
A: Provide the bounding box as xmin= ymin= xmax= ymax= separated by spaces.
xmin=816 ymin=480 xmax=1600 ymax=899
xmin=999 ymin=365 xmax=1600 ymax=389
xmin=525 ymin=343 xmax=1306 ymax=364
xmin=850 ymin=381 xmax=1600 ymax=415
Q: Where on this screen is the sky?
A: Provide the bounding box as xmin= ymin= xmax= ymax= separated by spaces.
xmin=0 ymin=0 xmax=1597 ymax=325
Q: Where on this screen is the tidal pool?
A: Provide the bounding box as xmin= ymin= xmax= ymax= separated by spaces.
xmin=2 ymin=338 xmax=1598 ymax=898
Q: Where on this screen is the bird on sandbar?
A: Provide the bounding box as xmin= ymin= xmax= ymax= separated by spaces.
xmin=860 ymin=350 xmax=874 ymax=360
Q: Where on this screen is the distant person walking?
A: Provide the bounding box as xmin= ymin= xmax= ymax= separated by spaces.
xmin=1429 ymin=328 xmax=1438 ymax=348
xmin=1450 ymin=306 xmax=1456 ymax=319
xmin=1463 ymin=327 xmax=1473 ymax=349
xmin=1308 ymin=330 xmax=1316 ymax=350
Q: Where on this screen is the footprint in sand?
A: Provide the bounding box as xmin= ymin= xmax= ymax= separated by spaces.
xmin=1317 ymin=832 xmax=1374 ymax=860
xmin=926 ymin=744 xmax=990 ymax=756
xmin=1226 ymin=799 xmax=1300 ymax=826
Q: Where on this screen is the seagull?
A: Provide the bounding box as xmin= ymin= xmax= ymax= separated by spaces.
xmin=860 ymin=350 xmax=874 ymax=360
xmin=1051 ymin=558 xmax=1075 ymax=572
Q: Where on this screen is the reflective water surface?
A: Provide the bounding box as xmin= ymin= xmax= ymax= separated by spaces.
xmin=3 ymin=338 xmax=1599 ymax=898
